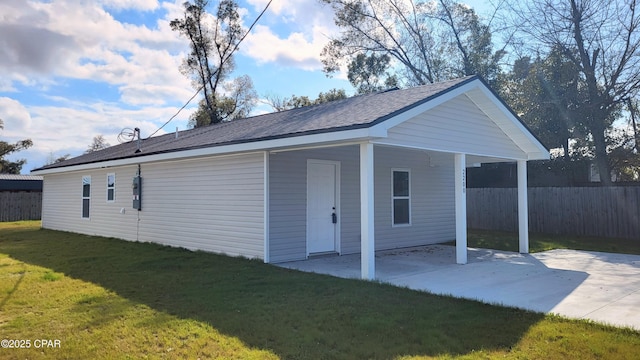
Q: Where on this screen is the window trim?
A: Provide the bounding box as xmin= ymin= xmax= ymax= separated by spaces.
xmin=106 ymin=173 xmax=115 ymax=202
xmin=82 ymin=175 xmax=91 ymax=219
xmin=391 ymin=168 xmax=411 ymax=227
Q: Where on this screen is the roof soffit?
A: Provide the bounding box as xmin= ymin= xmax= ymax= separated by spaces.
xmin=376 ymin=78 xmax=549 ymax=160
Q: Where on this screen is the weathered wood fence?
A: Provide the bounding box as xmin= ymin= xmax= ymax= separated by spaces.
xmin=467 ymin=187 xmax=640 ymax=240
xmin=0 ymin=192 xmax=42 ymax=222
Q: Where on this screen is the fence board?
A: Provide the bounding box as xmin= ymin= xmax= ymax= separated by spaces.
xmin=467 ymin=187 xmax=640 ymax=240
xmin=0 ymin=191 xmax=42 ymax=222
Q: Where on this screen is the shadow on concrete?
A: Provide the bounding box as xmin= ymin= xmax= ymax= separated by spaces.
xmin=280 ymin=245 xmax=590 ymax=314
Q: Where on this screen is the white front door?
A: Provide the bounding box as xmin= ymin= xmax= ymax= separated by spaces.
xmin=307 ymin=160 xmax=339 ymax=254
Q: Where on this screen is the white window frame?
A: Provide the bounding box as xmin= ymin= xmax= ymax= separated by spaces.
xmin=106 ymin=173 xmax=115 ymax=202
xmin=391 ymin=168 xmax=411 ymax=227
xmin=82 ymin=175 xmax=91 ymax=219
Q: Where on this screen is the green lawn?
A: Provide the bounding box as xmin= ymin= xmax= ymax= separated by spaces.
xmin=0 ymin=221 xmax=638 ymax=359
xmin=465 ymin=229 xmax=640 ymax=255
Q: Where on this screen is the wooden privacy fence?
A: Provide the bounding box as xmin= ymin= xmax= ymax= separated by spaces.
xmin=0 ymin=192 xmax=42 ymax=222
xmin=467 ymin=187 xmax=640 ymax=240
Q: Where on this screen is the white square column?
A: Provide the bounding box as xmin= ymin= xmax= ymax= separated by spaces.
xmin=455 ymin=153 xmax=467 ymax=264
xmin=360 ymin=143 xmax=375 ymax=280
xmin=517 ymin=160 xmax=529 ymax=253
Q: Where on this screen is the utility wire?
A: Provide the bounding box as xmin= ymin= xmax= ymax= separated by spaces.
xmin=147 ymin=0 xmax=273 ymax=139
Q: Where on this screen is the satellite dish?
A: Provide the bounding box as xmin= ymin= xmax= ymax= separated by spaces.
xmin=117 ymin=128 xmax=136 ymax=143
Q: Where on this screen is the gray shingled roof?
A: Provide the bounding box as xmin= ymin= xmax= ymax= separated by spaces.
xmin=35 ymin=76 xmax=476 ymax=171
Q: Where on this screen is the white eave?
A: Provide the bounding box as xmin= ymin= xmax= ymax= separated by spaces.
xmin=32 ymin=78 xmax=548 ymax=176
xmin=31 ymin=127 xmax=387 ymax=175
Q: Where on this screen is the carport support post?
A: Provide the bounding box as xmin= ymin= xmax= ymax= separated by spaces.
xmin=517 ymin=160 xmax=529 ymax=253
xmin=360 ymin=142 xmax=375 ymax=280
xmin=455 ymin=153 xmax=467 ymax=264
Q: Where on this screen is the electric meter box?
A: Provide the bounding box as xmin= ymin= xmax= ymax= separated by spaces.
xmin=132 ymin=176 xmax=142 ymax=210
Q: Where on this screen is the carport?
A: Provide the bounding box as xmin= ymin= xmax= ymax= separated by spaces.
xmin=279 ymin=245 xmax=640 ymax=330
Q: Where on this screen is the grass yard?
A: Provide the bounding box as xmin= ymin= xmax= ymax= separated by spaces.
xmin=465 ymin=230 xmax=640 ymax=255
xmin=0 ymin=221 xmax=639 ymax=359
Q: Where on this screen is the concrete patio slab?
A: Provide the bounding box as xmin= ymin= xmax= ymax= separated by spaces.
xmin=278 ymin=245 xmax=640 ymax=330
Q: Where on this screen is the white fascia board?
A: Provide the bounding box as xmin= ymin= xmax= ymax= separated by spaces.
xmin=370 ymin=79 xmax=483 ymax=133
xmin=32 ymin=127 xmax=381 ymax=175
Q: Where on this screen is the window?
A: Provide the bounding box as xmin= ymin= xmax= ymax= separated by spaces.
xmin=392 ymin=169 xmax=410 ymax=226
xmin=106 ymin=173 xmax=115 ymax=202
xmin=82 ymin=176 xmax=91 ymax=218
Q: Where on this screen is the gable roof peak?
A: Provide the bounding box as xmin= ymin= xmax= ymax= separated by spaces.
xmin=33 ymin=76 xmax=486 ymax=172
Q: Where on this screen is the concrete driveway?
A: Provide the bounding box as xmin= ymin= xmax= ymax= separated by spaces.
xmin=278 ymin=245 xmax=640 ymax=330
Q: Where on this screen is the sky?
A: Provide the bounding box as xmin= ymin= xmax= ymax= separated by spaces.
xmin=0 ymin=0 xmax=488 ymax=173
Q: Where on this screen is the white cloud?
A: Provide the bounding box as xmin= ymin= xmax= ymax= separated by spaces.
xmin=120 ymin=84 xmax=194 ymax=106
xmin=247 ymin=0 xmax=290 ymax=16
xmin=241 ymin=0 xmax=338 ymax=71
xmin=0 ymin=0 xmax=190 ymax=102
xmin=100 ymin=0 xmax=159 ymax=11
xmin=0 ymin=0 xmax=349 ymax=172
xmin=2 ymin=98 xmax=194 ymax=171
xmin=0 ymin=97 xmax=32 ymax=134
xmin=0 ymin=1 xmax=198 ymax=171
xmin=242 ymin=25 xmax=328 ymax=70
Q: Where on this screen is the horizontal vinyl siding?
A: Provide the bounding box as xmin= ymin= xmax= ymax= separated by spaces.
xmin=380 ymin=94 xmax=527 ymax=159
xmin=374 ymin=147 xmax=456 ymax=250
xmin=138 ymin=153 xmax=265 ymax=259
xmin=268 ymin=145 xmax=454 ymax=262
xmin=42 ymin=166 xmax=139 ymax=241
xmin=269 ymin=146 xmax=360 ymax=263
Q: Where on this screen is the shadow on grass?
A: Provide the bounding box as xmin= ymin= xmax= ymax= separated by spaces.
xmin=0 ymin=228 xmax=545 ymax=359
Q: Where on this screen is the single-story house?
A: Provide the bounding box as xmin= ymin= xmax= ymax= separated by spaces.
xmin=32 ymin=76 xmax=549 ymax=279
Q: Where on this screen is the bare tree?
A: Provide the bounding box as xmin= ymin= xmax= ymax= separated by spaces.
xmin=321 ymin=0 xmax=505 ymax=87
xmin=85 ymin=135 xmax=111 ymax=154
xmin=507 ymin=0 xmax=640 ymax=185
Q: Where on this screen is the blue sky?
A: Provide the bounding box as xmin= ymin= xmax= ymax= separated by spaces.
xmin=0 ymin=0 xmax=488 ymax=173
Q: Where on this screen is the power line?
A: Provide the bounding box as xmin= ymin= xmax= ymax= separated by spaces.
xmin=146 ymin=0 xmax=273 ymax=139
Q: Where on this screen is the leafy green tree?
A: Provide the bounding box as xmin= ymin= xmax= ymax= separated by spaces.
xmin=347 ymin=53 xmax=398 ymax=94
xmin=503 ymin=49 xmax=588 ymax=159
xmin=315 ymin=89 xmax=349 ymax=104
xmin=0 ymin=119 xmax=33 ymax=174
xmin=508 ymin=0 xmax=640 ymax=185
xmin=265 ymin=89 xmax=349 ymax=111
xmin=171 ymin=0 xmax=256 ymax=126
xmin=189 ymin=75 xmax=257 ymax=127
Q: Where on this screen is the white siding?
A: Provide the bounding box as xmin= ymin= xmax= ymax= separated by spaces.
xmin=42 ymin=153 xmax=265 ymax=259
xmin=42 ymin=166 xmax=140 ymax=241
xmin=137 ymin=153 xmax=265 ymax=258
xmin=269 ymin=146 xmax=360 ymax=263
xmin=268 ymin=145 xmax=455 ymax=263
xmin=379 ymin=94 xmax=528 ymax=159
xmin=374 ymin=147 xmax=455 ymax=250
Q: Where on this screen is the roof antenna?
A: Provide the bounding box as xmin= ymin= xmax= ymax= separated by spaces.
xmin=116 ymin=127 xmax=142 ymax=153
xmin=134 ymin=128 xmax=142 ymax=153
